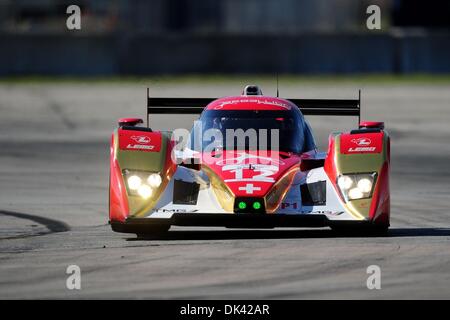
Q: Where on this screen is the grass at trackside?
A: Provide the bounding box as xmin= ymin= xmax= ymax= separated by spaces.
xmin=1 ymin=74 xmax=450 ymax=85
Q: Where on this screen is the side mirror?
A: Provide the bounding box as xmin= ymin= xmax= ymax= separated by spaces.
xmin=359 ymin=121 xmax=384 ymax=130
xmin=118 ymin=118 xmax=143 ymax=127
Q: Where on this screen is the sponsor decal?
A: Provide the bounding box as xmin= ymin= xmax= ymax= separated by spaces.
xmin=131 ymin=135 xmax=151 ymax=144
xmin=347 ymin=137 xmax=376 ymax=152
xmin=118 ymin=129 xmax=162 ymax=152
xmin=154 ymin=208 xmax=198 ymax=213
xmin=127 ymin=136 xmax=153 ymax=149
xmin=214 ymin=98 xmax=291 ymax=110
xmin=351 ymin=137 xmax=372 ymax=146
xmin=126 ymin=144 xmax=155 ymax=150
xmin=281 ymin=202 xmax=299 ymax=210
xmin=340 ymin=133 xmax=382 ymax=154
xmin=300 ymin=210 xmax=344 ymax=215
xmin=347 ymin=146 xmax=377 ymax=152
xmin=279 ymin=205 xmax=344 ymax=214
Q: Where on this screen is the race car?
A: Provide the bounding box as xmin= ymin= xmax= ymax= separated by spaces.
xmin=109 ymin=85 xmax=390 ymax=236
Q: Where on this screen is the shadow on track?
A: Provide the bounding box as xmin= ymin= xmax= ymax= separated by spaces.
xmin=126 ymin=227 xmax=450 ymax=241
xmin=0 ymin=210 xmax=70 ymax=240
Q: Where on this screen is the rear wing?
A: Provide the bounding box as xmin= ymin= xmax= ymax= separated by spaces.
xmin=147 ymin=88 xmax=361 ymax=126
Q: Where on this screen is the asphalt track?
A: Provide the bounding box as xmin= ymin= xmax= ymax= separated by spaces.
xmin=0 ymin=81 xmax=449 ymax=299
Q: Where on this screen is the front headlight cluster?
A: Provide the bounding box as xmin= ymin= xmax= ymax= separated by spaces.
xmin=337 ymin=172 xmax=377 ymax=201
xmin=123 ymin=170 xmax=162 ymax=199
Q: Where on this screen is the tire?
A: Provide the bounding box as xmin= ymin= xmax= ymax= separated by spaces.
xmin=135 ymin=224 xmax=170 ymax=238
xmin=330 ymin=224 xmax=389 ymax=236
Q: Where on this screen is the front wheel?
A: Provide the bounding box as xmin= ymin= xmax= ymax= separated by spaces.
xmin=111 ymin=220 xmax=170 ymax=235
xmin=135 ymin=224 xmax=170 ymax=238
xmin=330 ymin=223 xmax=389 ymax=236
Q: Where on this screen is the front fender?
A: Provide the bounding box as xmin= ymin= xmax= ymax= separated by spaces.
xmin=109 ymin=127 xmax=176 ymax=222
xmin=324 ymin=129 xmax=390 ymax=224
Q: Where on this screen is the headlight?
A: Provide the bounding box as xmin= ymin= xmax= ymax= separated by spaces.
xmin=123 ymin=170 xmax=163 ymax=199
xmin=127 ymin=175 xmax=142 ymax=190
xmin=137 ymin=185 xmax=153 ymax=199
xmin=357 ymin=178 xmax=373 ymax=193
xmin=337 ymin=175 xmax=353 ymax=190
xmin=337 ymin=173 xmax=377 ymax=201
xmin=147 ymin=173 xmax=162 ymax=188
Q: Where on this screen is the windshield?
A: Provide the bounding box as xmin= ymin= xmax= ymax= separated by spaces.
xmin=188 ymin=109 xmax=315 ymax=154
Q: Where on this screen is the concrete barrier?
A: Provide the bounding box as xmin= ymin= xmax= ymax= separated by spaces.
xmin=0 ymin=32 xmax=449 ymax=75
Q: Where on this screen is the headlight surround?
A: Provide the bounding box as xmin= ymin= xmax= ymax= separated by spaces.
xmin=337 ymin=172 xmax=377 ymax=202
xmin=123 ymin=170 xmax=162 ymax=199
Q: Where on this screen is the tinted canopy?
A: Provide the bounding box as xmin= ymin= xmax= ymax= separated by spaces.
xmin=189 ymin=109 xmax=316 ymax=154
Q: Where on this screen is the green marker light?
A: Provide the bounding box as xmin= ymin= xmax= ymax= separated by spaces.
xmin=253 ymin=201 xmax=261 ymax=210
xmin=238 ymin=201 xmax=247 ymax=210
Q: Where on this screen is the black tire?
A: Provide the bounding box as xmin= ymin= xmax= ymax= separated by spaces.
xmin=330 ymin=224 xmax=389 ymax=237
xmin=135 ymin=224 xmax=170 ymax=238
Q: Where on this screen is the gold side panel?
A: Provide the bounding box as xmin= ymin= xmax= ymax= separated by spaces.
xmin=265 ymin=167 xmax=299 ymax=213
xmin=202 ymin=164 xmax=235 ymax=213
xmin=114 ymin=130 xmax=173 ymax=217
xmin=333 ymin=132 xmax=389 ymax=219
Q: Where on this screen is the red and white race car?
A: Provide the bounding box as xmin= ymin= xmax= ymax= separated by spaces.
xmin=109 ymin=85 xmax=390 ymax=236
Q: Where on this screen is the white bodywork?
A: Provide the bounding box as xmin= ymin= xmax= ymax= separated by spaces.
xmin=147 ymin=165 xmax=359 ymax=222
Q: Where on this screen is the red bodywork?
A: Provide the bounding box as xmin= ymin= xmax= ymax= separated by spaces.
xmin=359 ymin=121 xmax=385 ymax=130
xmin=201 ymin=96 xmax=303 ymax=197
xmin=203 ymin=150 xmax=300 ymax=197
xmin=118 ymin=117 xmax=143 ymax=127
xmin=370 ymin=161 xmax=390 ymax=224
xmin=110 ymin=93 xmax=390 ymax=229
xmin=340 ymin=132 xmax=383 ymax=154
xmin=118 ymin=129 xmax=162 ymax=152
xmin=109 ymin=134 xmax=129 ymax=223
xmin=324 ymin=135 xmax=338 ymax=195
xmin=324 ymin=129 xmax=390 ymax=226
xmin=110 ymin=129 xmax=175 ymax=223
xmin=206 ymin=96 xmax=295 ymax=111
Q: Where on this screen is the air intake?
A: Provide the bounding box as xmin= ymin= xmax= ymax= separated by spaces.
xmin=243 ymin=85 xmax=263 ymax=96
xmin=173 ymin=180 xmax=200 ymax=205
